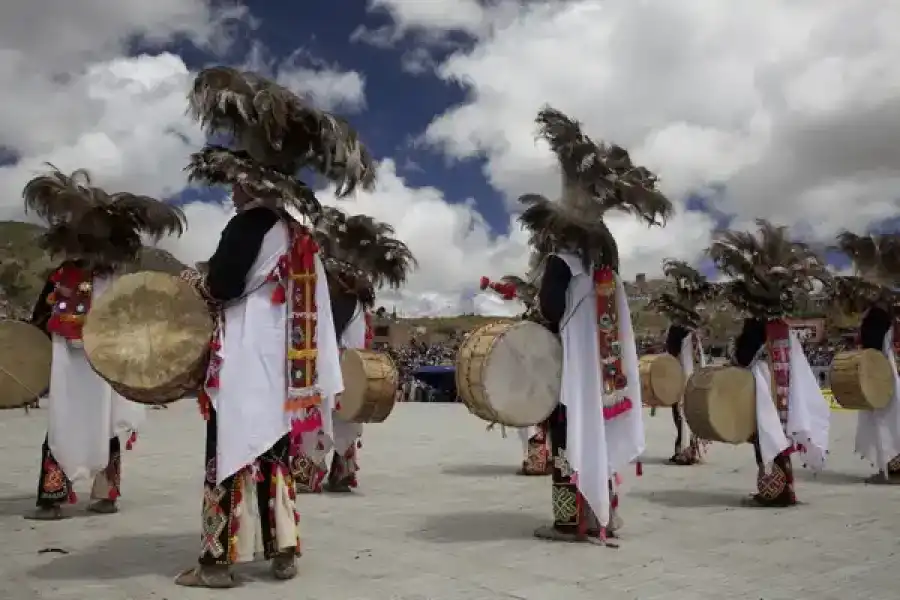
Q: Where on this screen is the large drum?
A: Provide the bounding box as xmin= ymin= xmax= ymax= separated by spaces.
xmin=830 ymin=349 xmax=894 ymax=410
xmin=456 ymin=321 xmax=561 ymax=427
xmin=82 ymin=271 xmax=214 ymax=405
xmin=684 ymin=365 xmax=756 ymax=444
xmin=639 ymin=354 xmax=685 ymax=408
xmin=337 ymin=349 xmax=398 ymax=423
xmin=0 ymin=320 xmax=52 ymax=410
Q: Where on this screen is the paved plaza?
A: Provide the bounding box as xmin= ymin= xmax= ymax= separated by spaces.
xmin=0 ymin=402 xmax=898 ymax=600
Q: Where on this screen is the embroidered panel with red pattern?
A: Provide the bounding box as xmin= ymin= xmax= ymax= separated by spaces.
xmin=46 ymin=265 xmax=93 ymax=342
xmin=593 ymin=267 xmax=632 ymax=420
xmin=764 ymin=320 xmax=791 ymax=426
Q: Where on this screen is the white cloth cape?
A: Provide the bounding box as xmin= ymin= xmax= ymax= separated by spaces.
xmin=47 ymin=274 xmax=145 ymax=482
xmin=556 ymin=252 xmax=645 ymax=528
xmin=854 ymin=330 xmax=900 ymax=472
xmin=333 ymin=302 xmax=366 ymax=454
xmin=751 ymin=332 xmax=830 ymax=472
xmin=208 ymin=221 xmax=344 ymax=484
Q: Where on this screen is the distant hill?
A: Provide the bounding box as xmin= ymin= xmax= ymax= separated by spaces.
xmin=0 ymin=220 xmax=187 ymax=318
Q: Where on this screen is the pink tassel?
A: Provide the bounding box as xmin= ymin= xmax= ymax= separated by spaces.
xmin=125 ymin=431 xmax=137 ymax=451
xmin=68 ymin=490 xmax=77 ymax=504
xmin=635 ymin=461 xmax=643 ymax=476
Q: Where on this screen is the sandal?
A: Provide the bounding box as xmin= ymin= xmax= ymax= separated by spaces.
xmin=174 ymin=566 xmax=237 ymax=589
xmin=271 ymin=552 xmax=298 ymax=580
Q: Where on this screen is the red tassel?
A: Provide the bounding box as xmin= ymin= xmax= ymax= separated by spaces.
xmin=125 ymin=431 xmax=137 ymax=450
xmin=479 ymin=276 xmax=490 ymax=290
xmin=108 ymin=488 xmax=120 ymax=501
xmin=635 ymin=461 xmax=643 ymax=476
xmin=271 ymin=284 xmax=286 ymax=304
xmin=68 ymin=490 xmax=78 ymax=504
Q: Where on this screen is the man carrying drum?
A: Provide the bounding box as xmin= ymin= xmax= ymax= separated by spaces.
xmin=21 ymin=166 xmax=185 ymax=520
xmin=519 ymin=107 xmax=672 ymax=544
xmin=709 ymin=220 xmax=831 ymax=507
xmin=829 ymin=232 xmax=900 ymax=484
xmin=648 ymin=260 xmax=718 ymax=466
xmin=174 ymin=66 xmax=374 ymax=589
xmin=293 ymin=208 xmax=415 ymax=493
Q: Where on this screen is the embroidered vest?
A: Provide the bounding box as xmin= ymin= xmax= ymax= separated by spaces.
xmin=46 ymin=264 xmax=93 ymax=344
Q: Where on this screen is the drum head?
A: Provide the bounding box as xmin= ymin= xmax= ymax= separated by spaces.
xmin=0 ymin=320 xmax=51 ymax=410
xmin=82 ymin=272 xmax=213 ymax=394
xmin=338 ymin=350 xmax=367 ymax=419
xmin=856 ymin=349 xmax=894 ymax=410
xmin=482 ymin=322 xmax=561 ymax=427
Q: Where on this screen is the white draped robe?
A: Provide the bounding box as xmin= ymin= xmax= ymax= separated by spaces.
xmin=751 ymin=332 xmax=830 ymax=472
xmin=556 ymin=252 xmax=645 ymax=527
xmin=47 ymin=274 xmax=145 ymax=483
xmin=207 ymin=221 xmax=344 ymax=485
xmin=333 ymin=303 xmax=366 ymax=455
xmin=854 ymin=329 xmax=900 ymax=473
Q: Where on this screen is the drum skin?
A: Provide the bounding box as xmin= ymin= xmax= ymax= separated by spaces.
xmin=830 ymin=349 xmax=894 ymax=411
xmin=455 ymin=321 xmax=561 ymax=427
xmin=337 ymin=349 xmax=398 ymax=423
xmin=0 ymin=320 xmax=52 ymax=410
xmin=82 ymin=272 xmax=214 ymax=405
xmin=638 ymin=354 xmax=685 ymax=408
xmin=684 ymin=365 xmax=756 ymax=444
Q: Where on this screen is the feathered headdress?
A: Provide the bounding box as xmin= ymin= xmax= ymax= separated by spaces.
xmin=22 ymin=165 xmax=186 ymax=268
xmin=708 ymin=219 xmax=829 ymax=319
xmin=314 ymin=207 xmax=416 ymax=306
xmin=518 ymin=106 xmax=674 ymax=271
xmin=647 ymin=259 xmax=720 ymax=329
xmin=826 ymin=231 xmax=900 ymax=313
xmin=185 ymin=67 xmax=377 ymax=218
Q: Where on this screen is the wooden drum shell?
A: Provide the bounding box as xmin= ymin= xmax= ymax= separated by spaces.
xmin=337 ymin=349 xmax=398 ymax=423
xmin=684 ymin=365 xmax=756 ymax=444
xmin=638 ymin=353 xmax=685 ymax=408
xmin=0 ymin=320 xmax=52 ymax=410
xmin=830 ymin=349 xmax=894 ymax=411
xmin=455 ymin=321 xmax=561 ymax=428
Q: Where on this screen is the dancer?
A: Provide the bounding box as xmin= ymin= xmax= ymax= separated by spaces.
xmin=648 ymin=259 xmax=718 ymax=465
xmin=22 ymin=166 xmax=185 ymax=520
xmin=520 ymin=106 xmax=673 ymax=543
xmin=479 ymin=274 xmax=552 ymax=476
xmin=293 ymin=208 xmax=415 ymax=493
xmin=710 ymin=219 xmax=831 ymax=507
xmin=175 ymin=65 xmax=374 ymax=588
xmin=831 ymin=232 xmax=900 ymax=483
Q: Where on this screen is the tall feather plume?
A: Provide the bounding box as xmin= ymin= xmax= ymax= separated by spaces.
xmin=535 ymin=106 xmax=673 ymax=227
xmin=188 ymin=67 xmax=376 ymax=199
xmin=825 ymin=231 xmax=900 ymax=312
xmin=22 ymin=164 xmax=186 ymax=266
xmin=648 ymin=259 xmax=720 ymax=328
xmin=185 ymin=146 xmax=321 ymax=216
xmin=518 ymin=107 xmax=672 ymax=270
xmin=707 ymin=219 xmax=829 ymax=319
xmin=314 ymin=207 xmax=416 ymax=302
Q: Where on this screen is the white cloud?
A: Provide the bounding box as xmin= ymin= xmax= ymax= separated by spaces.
xmin=366 ymin=0 xmax=900 ymax=262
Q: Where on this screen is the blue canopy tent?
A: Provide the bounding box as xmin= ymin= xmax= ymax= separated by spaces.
xmin=412 ymin=365 xmax=457 ymax=402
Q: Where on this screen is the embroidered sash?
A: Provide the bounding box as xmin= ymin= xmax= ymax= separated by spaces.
xmin=594 ymin=267 xmax=632 ymax=420
xmin=46 ymin=265 xmax=93 ymax=343
xmin=764 ymin=320 xmax=791 ymax=432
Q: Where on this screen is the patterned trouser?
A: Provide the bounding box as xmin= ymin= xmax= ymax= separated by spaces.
xmin=752 ymin=434 xmax=796 ymax=506
xmin=199 ymin=409 xmax=300 ymax=566
xmin=521 ymin=423 xmax=551 ymax=475
xmin=37 ymin=434 xmax=121 ymax=507
xmin=547 ymin=405 xmax=616 ymax=533
xmin=671 ymin=404 xmax=702 ymax=464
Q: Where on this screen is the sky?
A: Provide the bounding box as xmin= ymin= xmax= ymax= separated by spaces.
xmin=1 ymin=0 xmax=898 ymax=316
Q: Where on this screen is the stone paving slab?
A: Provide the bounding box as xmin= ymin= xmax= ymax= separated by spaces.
xmin=1 ymin=402 xmax=898 ymax=600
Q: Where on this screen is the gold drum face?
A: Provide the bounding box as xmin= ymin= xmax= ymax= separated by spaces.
xmin=338 ymin=349 xmax=398 ymax=423
xmin=683 ymin=365 xmax=756 ymax=445
xmin=0 ymin=319 xmax=52 ymax=410
xmin=829 ymin=349 xmax=894 ymax=411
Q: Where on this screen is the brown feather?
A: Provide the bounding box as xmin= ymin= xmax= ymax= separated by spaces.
xmin=188 ymin=67 xmax=376 ymax=197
